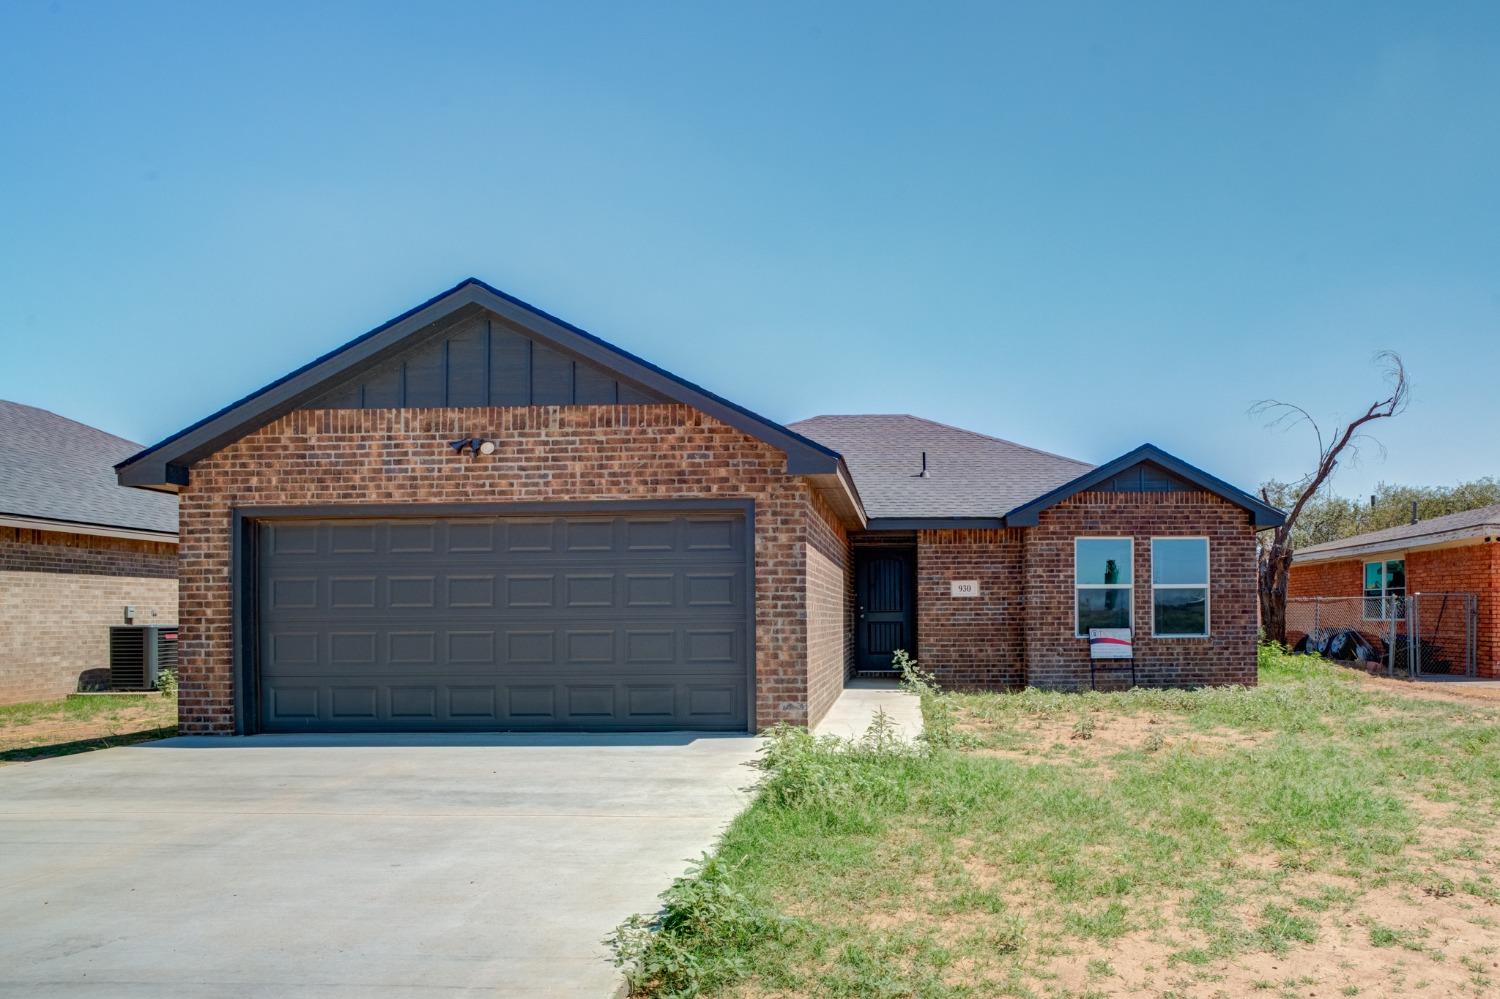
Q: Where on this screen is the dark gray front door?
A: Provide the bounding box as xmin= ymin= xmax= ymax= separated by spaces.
xmin=855 ymin=548 xmax=915 ymax=671
xmin=254 ymin=511 xmax=750 ymax=732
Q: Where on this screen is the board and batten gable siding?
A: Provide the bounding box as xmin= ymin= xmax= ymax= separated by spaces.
xmin=1021 ymin=490 xmax=1258 ymax=690
xmin=174 ymin=403 xmax=852 ymax=735
xmin=308 ymin=308 xmax=668 ymax=410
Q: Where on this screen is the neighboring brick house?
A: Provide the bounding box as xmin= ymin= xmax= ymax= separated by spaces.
xmin=1289 ymin=506 xmax=1500 ymax=678
xmin=115 ymin=278 xmax=1283 ymax=735
xmin=1 ymin=401 xmax=178 ymax=704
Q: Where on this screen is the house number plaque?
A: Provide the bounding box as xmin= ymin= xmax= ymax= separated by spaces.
xmin=950 ymin=580 xmax=980 ymax=598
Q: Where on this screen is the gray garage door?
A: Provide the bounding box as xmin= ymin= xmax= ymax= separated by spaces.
xmin=254 ymin=511 xmax=751 ymax=732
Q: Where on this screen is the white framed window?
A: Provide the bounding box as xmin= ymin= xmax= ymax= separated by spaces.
xmin=1363 ymin=558 xmax=1406 ymax=621
xmin=1151 ymin=537 xmax=1209 ymax=637
xmin=1075 ymin=537 xmax=1132 ymax=637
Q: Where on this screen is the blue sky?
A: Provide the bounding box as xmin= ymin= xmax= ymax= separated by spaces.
xmin=2 ymin=1 xmax=1496 ymax=499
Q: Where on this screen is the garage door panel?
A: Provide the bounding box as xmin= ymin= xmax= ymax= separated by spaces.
xmin=259 ymin=676 xmax=745 ymax=730
xmin=256 ymin=511 xmax=750 ymax=731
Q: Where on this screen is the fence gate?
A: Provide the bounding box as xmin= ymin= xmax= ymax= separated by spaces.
xmin=1286 ymin=592 xmax=1478 ymax=678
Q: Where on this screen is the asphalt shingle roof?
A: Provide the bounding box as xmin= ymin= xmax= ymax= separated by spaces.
xmin=789 ymin=414 xmax=1094 ymax=520
xmin=1295 ymin=503 xmax=1500 ymax=559
xmin=0 ymin=400 xmax=178 ymax=535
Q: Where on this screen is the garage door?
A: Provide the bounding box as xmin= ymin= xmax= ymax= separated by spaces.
xmin=254 ymin=511 xmax=751 ymax=732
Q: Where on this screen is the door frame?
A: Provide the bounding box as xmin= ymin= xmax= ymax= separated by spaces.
xmin=230 ymin=498 xmax=758 ymax=735
xmin=852 ymin=543 xmax=918 ymax=673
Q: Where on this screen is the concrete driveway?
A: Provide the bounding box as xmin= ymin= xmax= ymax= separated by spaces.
xmin=0 ymin=732 xmax=761 ymax=998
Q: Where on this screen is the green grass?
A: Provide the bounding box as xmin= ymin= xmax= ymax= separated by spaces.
xmin=0 ymin=692 xmax=177 ymax=763
xmin=614 ymin=646 xmax=1500 ymax=998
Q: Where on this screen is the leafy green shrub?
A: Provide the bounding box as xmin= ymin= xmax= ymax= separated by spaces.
xmin=607 ymin=854 xmax=799 ymax=998
xmin=155 ymin=668 xmax=178 ymax=698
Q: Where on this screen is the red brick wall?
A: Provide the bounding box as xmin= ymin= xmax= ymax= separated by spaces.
xmin=1287 ymin=558 xmax=1362 ymax=599
xmin=1290 ymin=545 xmax=1500 ymax=678
xmin=916 ymin=529 xmax=1025 ymax=689
xmin=0 ymin=527 xmax=178 ymax=704
xmin=175 ymin=404 xmax=848 ymax=734
xmin=805 ymin=490 xmax=854 ymax=725
xmin=1022 ymin=491 xmax=1258 ymax=689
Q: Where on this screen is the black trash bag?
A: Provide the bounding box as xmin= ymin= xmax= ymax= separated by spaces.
xmin=1318 ymin=628 xmax=1379 ymax=663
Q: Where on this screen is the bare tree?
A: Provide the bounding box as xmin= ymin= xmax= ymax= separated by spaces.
xmin=1252 ymin=351 xmax=1409 ymax=645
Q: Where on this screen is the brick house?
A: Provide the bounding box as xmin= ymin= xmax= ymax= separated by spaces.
xmin=115 ymin=279 xmax=1283 ymax=735
xmin=1289 ymin=505 xmax=1500 ymax=678
xmin=1 ymin=401 xmax=179 ymax=705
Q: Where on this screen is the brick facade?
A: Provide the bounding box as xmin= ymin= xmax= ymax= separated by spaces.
xmin=0 ymin=527 xmax=178 ymax=704
xmin=1022 ymin=491 xmax=1258 ymax=690
xmin=805 ymin=491 xmax=854 ymax=726
xmin=175 ymin=404 xmax=853 ymax=734
xmin=1289 ymin=542 xmax=1500 ymax=678
xmin=916 ymin=529 xmax=1025 ymax=689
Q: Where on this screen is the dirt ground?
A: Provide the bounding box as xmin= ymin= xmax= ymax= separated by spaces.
xmin=1356 ymin=671 xmax=1500 ymax=706
xmin=0 ymin=695 xmax=176 ymax=763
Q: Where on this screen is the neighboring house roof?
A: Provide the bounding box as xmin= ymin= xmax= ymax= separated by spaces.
xmin=114 ymin=278 xmax=866 ymax=526
xmin=1293 ymin=503 xmax=1500 ymax=563
xmin=789 ymin=414 xmax=1093 ymax=526
xmin=0 ymin=400 xmax=178 ymax=539
xmin=1002 ymin=443 xmax=1286 ymax=527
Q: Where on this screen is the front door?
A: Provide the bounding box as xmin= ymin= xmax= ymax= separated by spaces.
xmin=854 ymin=548 xmax=916 ymax=672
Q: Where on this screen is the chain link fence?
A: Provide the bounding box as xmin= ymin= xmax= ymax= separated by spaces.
xmin=1287 ymin=593 xmax=1478 ymax=678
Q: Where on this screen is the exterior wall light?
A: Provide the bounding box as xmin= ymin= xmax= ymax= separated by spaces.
xmin=448 ymin=438 xmax=495 ymax=458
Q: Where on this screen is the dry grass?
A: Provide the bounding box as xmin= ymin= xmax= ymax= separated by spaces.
xmin=621 ymin=649 xmax=1500 ymax=998
xmin=0 ymin=693 xmax=177 ymax=764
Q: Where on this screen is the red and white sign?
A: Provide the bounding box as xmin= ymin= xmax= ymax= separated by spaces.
xmin=1088 ymin=628 xmax=1133 ymax=659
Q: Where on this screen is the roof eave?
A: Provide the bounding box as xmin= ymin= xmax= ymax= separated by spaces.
xmin=1000 ymin=444 xmax=1286 ymax=529
xmin=115 ymin=278 xmax=842 ymax=490
xmin=1293 ymin=526 xmax=1499 ymax=563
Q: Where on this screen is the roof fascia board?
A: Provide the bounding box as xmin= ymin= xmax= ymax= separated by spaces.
xmin=1002 ymin=445 xmax=1286 ymax=528
xmin=1293 ymin=528 xmax=1496 ymax=564
xmin=117 ymin=279 xmax=840 ymax=489
xmin=469 ymin=285 xmax=838 ymax=473
xmin=0 ymin=513 xmax=178 ymax=544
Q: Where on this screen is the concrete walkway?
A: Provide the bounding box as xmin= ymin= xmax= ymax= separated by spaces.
xmin=0 ymin=732 xmax=761 ymax=998
xmin=813 ymin=678 xmax=925 ymax=742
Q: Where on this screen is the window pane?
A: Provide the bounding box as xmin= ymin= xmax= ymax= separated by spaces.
xmin=1155 ymin=588 xmax=1207 ymax=635
xmin=1077 ymin=588 xmax=1131 ymax=633
xmin=1385 ymin=560 xmax=1406 ymax=591
xmin=1364 ymin=562 xmax=1384 ymax=590
xmin=1075 ymin=539 xmax=1132 ymax=585
xmin=1152 ymin=538 xmax=1207 ymax=585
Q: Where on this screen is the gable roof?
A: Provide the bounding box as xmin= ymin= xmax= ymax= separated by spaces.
xmin=0 ymin=400 xmax=177 ymax=538
xmin=1293 ymin=503 xmax=1500 ymax=562
xmin=1002 ymin=444 xmax=1285 ymax=528
xmin=116 ymin=278 xmax=859 ymax=518
xmin=789 ymin=414 xmax=1092 ymax=526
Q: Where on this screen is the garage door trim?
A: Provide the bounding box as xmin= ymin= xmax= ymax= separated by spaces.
xmin=230 ymin=499 xmax=757 ymax=735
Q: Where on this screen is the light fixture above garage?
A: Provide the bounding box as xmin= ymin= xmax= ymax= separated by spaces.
xmin=447 ymin=437 xmax=495 ymax=458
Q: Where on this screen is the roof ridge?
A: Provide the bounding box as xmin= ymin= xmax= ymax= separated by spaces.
xmin=891 ymin=414 xmax=1093 ymax=467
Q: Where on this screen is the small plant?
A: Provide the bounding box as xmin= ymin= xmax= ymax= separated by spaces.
xmin=155 ymin=668 xmax=179 ymax=698
xmin=894 ymin=648 xmax=968 ymax=748
xmin=1070 ymin=712 xmax=1096 ymax=740
xmin=1142 ymin=731 xmax=1165 ymax=753
xmin=606 ymin=854 xmax=798 ymax=998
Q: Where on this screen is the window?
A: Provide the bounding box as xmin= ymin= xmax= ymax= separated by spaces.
xmin=1152 ymin=537 xmax=1209 ymax=637
xmin=1363 ymin=559 xmax=1406 ymax=620
xmin=1075 ymin=538 xmax=1132 ymax=636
